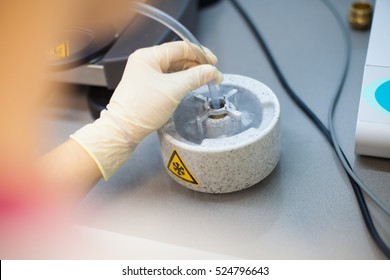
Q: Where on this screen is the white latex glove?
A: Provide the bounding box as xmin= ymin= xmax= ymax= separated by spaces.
xmin=70 ymin=41 xmax=223 ymax=180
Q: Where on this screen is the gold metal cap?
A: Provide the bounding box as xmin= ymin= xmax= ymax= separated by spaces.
xmin=348 ymin=2 xmax=373 ymax=30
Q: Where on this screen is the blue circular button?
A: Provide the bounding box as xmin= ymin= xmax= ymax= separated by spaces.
xmin=375 ymin=80 xmax=390 ymax=112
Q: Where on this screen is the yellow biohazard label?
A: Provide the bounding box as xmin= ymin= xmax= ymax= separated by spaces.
xmin=49 ymin=41 xmax=70 ymax=58
xmin=167 ymin=150 xmax=199 ymax=186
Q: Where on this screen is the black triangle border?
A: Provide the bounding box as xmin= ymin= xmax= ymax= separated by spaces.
xmin=167 ymin=150 xmax=199 ymax=186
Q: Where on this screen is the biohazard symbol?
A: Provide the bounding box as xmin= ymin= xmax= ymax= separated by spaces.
xmin=167 ymin=150 xmax=199 ymax=185
xmin=49 ymin=41 xmax=70 ymax=58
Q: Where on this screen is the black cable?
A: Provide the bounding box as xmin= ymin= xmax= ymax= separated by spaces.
xmin=229 ymin=1 xmax=333 ymax=145
xmin=229 ymin=0 xmax=390 ymax=258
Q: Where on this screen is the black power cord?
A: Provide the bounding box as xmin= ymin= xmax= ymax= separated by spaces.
xmin=229 ymin=0 xmax=390 ymax=258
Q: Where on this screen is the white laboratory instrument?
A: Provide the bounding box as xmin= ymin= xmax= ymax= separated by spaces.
xmin=355 ymin=0 xmax=390 ymax=158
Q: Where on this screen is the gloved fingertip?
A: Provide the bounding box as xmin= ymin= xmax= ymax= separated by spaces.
xmin=214 ymin=70 xmax=224 ymax=84
xmin=199 ymin=65 xmax=223 ymax=85
xmin=203 ymin=47 xmax=218 ymax=65
xmin=169 ymin=64 xmax=223 ymax=93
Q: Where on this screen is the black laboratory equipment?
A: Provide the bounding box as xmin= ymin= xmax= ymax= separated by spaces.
xmin=49 ymin=0 xmax=203 ymax=119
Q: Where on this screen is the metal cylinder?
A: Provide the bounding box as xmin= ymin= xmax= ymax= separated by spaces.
xmin=348 ymin=2 xmax=373 ymax=30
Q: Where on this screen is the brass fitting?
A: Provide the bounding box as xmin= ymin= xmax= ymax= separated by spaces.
xmin=348 ymin=2 xmax=373 ymax=30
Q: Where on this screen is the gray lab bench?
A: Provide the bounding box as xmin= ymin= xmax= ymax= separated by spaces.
xmin=43 ymin=0 xmax=389 ymax=259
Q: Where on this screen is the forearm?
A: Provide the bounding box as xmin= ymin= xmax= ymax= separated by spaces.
xmin=37 ymin=139 xmax=102 ymax=201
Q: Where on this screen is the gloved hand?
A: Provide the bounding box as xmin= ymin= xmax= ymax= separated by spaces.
xmin=70 ymin=41 xmax=223 ymax=180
